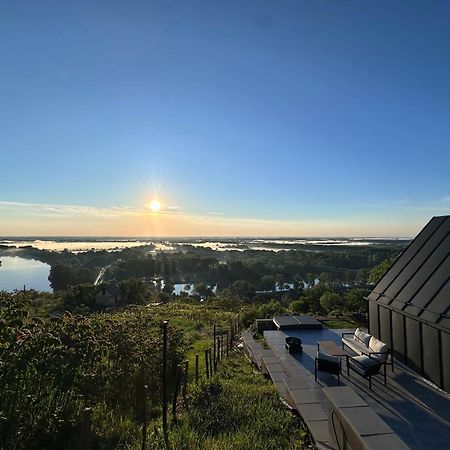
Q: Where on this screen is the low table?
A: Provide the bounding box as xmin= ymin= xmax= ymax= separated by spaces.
xmin=317 ymin=341 xmax=349 ymax=371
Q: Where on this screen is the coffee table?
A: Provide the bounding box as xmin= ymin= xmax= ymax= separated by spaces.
xmin=317 ymin=340 xmax=350 ymax=371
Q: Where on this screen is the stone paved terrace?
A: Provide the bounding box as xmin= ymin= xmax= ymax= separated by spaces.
xmin=263 ymin=328 xmax=450 ymax=450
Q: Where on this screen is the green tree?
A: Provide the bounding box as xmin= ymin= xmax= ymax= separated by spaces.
xmin=290 ymin=298 xmax=309 ymax=313
xmin=118 ymin=278 xmax=149 ymax=305
xmin=319 ymin=291 xmax=342 ymax=314
xmin=260 ymin=275 xmax=276 ymax=292
xmin=369 ymin=257 xmax=395 ymax=284
xmin=345 ymin=288 xmax=369 ymax=313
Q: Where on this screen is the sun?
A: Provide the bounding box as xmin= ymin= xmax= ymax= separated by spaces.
xmin=150 ymin=199 xmax=161 ymax=212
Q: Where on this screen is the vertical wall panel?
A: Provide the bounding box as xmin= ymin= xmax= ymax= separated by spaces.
xmin=392 ymin=312 xmax=406 ymax=362
xmin=379 ymin=307 xmax=392 ymax=347
xmin=369 ymin=302 xmax=379 ymax=337
xmin=442 ymin=332 xmax=450 ymax=392
xmin=422 ymin=325 xmax=441 ymax=387
xmin=405 ymin=318 xmax=422 ymax=373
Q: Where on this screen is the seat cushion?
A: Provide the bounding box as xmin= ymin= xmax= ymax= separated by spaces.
xmin=354 ymin=328 xmax=372 ymax=347
xmin=317 ymin=351 xmax=340 ymax=364
xmin=349 ymin=355 xmax=381 ymax=376
xmin=369 ymin=337 xmax=389 ymax=362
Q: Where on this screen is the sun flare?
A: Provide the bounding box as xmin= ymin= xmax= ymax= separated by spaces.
xmin=150 ymin=200 xmax=161 ymax=212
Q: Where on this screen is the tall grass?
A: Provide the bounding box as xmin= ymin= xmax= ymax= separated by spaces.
xmin=156 ymin=353 xmax=310 ymax=450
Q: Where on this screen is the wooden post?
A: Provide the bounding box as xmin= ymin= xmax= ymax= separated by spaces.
xmin=195 ymin=353 xmax=199 ymax=383
xmin=172 ymin=364 xmax=181 ymax=422
xmin=81 ymin=407 xmax=92 ymax=450
xmin=204 ymin=348 xmax=209 ymax=378
xmin=209 ymin=347 xmax=213 ymax=375
xmin=142 ymin=385 xmax=148 ymax=450
xmin=162 ymin=320 xmax=168 ymax=438
xmin=182 ymin=360 xmax=189 ymax=409
xmin=213 ymin=324 xmax=217 ymax=371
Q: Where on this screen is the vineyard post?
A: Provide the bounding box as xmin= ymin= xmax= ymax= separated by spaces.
xmin=213 ymin=324 xmax=217 ymax=371
xmin=172 ymin=364 xmax=181 ymax=422
xmin=142 ymin=385 xmax=148 ymax=450
xmin=204 ymin=348 xmax=209 ymax=378
xmin=217 ymin=337 xmax=220 ymax=364
xmin=209 ymin=347 xmax=213 ymax=375
xmin=195 ymin=353 xmax=199 ymax=383
xmin=162 ymin=320 xmax=168 ymax=438
xmin=182 ymin=360 xmax=189 ymax=409
xmin=81 ymin=407 xmax=92 ymax=450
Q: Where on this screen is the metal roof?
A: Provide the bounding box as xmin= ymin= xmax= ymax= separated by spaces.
xmin=368 ymin=216 xmax=450 ymax=331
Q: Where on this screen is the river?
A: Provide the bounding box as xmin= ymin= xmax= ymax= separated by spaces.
xmin=0 ymin=256 xmax=52 ymax=292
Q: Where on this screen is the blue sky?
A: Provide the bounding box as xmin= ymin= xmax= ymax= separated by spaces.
xmin=1 ymin=1 xmax=449 ymax=236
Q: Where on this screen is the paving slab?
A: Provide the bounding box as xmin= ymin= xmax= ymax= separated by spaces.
xmin=289 ymin=388 xmax=322 ymax=405
xmin=307 ymin=420 xmax=331 ymax=445
xmin=296 ymin=403 xmax=329 ymax=422
xmin=339 ymin=406 xmax=394 ymax=436
xmin=362 ymin=433 xmax=410 ymax=450
xmin=323 ymin=386 xmax=368 ymax=408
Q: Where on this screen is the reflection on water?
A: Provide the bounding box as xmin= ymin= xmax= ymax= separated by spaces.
xmin=0 ymin=256 xmax=52 ymax=292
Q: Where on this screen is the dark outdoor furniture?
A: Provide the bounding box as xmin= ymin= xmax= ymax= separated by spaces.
xmin=342 ymin=328 xmax=392 ymax=384
xmin=315 ymin=351 xmax=341 ymax=385
xmin=285 ymin=336 xmax=303 ymax=354
xmin=347 ymin=355 xmax=382 ymax=390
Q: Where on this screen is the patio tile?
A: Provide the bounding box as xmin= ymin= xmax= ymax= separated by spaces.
xmin=323 ymin=386 xmax=368 ymax=408
xmin=340 ymin=406 xmax=393 ymax=436
xmin=362 ymin=432 xmax=410 ymax=450
xmin=289 ymin=388 xmax=321 ymax=404
xmin=307 ymin=419 xmax=331 ymax=444
xmin=296 ymin=403 xmax=328 ymax=421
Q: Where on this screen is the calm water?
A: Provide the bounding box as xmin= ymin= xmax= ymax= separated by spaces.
xmin=0 ymin=256 xmax=51 ymax=292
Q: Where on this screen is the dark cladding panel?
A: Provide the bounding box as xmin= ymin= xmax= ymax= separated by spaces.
xmin=442 ymin=332 xmax=450 ymax=392
xmin=392 ymin=312 xmax=406 ymax=362
xmin=379 ymin=307 xmax=392 ymax=347
xmin=396 ymin=236 xmax=450 ymax=307
xmin=405 ymin=318 xmax=422 ymax=373
xmin=383 ymin=219 xmax=450 ymax=300
xmin=371 ymin=216 xmax=446 ymax=296
xmin=369 ymin=301 xmax=379 ymax=338
xmin=422 ymin=325 xmax=441 ymax=387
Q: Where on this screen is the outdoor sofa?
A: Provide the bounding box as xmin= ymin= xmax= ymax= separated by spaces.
xmin=341 ymin=328 xmax=392 ymax=386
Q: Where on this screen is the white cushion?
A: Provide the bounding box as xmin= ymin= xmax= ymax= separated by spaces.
xmin=369 ymin=336 xmax=389 ymax=361
xmin=354 ymin=328 xmax=372 ymax=347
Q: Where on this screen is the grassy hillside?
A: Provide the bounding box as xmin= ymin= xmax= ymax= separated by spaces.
xmin=0 ymin=291 xmax=309 ymax=449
